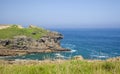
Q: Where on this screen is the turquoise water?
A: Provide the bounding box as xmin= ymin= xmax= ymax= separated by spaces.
xmin=5 ymin=29 xmax=120 ymax=60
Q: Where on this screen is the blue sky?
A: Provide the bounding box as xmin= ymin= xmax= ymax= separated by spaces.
xmin=0 ymin=0 xmax=120 ymax=28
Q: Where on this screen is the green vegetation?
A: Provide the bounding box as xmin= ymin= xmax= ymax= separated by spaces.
xmin=0 ymin=25 xmax=48 ymax=39
xmin=0 ymin=60 xmax=120 ymax=74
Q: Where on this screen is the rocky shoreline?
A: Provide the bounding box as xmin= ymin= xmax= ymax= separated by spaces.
xmin=0 ymin=48 xmax=70 ymax=56
xmin=0 ymin=56 xmax=120 ymax=65
xmin=0 ymin=25 xmax=71 ymax=57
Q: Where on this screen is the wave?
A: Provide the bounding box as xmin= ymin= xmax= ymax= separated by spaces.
xmin=70 ymin=49 xmax=76 ymax=53
xmin=61 ymin=43 xmax=77 ymax=53
xmin=98 ymin=56 xmax=109 ymax=58
xmin=61 ymin=43 xmax=76 ymax=49
xmin=54 ymin=53 xmax=64 ymax=58
xmin=90 ymin=55 xmax=109 ymax=59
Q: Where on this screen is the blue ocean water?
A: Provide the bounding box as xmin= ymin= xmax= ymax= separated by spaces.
xmin=58 ymin=29 xmax=120 ymax=60
xmin=5 ymin=29 xmax=120 ymax=60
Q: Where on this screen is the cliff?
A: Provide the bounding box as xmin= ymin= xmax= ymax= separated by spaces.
xmin=0 ymin=25 xmax=70 ymax=56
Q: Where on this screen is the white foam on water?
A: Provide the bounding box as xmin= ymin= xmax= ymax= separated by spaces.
xmin=70 ymin=49 xmax=76 ymax=53
xmin=54 ymin=53 xmax=65 ymax=58
xmin=61 ymin=43 xmax=77 ymax=53
xmin=98 ymin=56 xmax=108 ymax=58
xmin=22 ymin=56 xmax=25 ymax=58
xmin=61 ymin=43 xmax=76 ymax=49
xmin=56 ymin=55 xmax=64 ymax=58
xmin=54 ymin=53 xmax=61 ymax=56
xmin=90 ymin=55 xmax=109 ymax=59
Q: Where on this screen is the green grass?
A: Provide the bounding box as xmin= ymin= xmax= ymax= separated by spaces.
xmin=0 ymin=60 xmax=120 ymax=74
xmin=0 ymin=25 xmax=48 ymax=39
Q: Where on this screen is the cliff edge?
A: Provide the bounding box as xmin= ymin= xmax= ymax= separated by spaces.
xmin=0 ymin=25 xmax=70 ymax=56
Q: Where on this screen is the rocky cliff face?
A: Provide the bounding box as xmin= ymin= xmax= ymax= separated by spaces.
xmin=0 ymin=25 xmax=70 ymax=56
xmin=0 ymin=31 xmax=65 ymax=51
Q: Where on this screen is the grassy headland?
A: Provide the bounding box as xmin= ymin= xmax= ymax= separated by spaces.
xmin=0 ymin=25 xmax=120 ymax=74
xmin=0 ymin=25 xmax=48 ymax=39
xmin=0 ymin=24 xmax=70 ymax=56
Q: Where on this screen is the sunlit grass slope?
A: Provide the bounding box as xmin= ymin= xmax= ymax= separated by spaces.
xmin=0 ymin=25 xmax=48 ymax=39
xmin=0 ymin=60 xmax=120 ymax=74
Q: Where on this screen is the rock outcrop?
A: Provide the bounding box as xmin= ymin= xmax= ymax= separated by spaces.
xmin=0 ymin=31 xmax=64 ymax=50
xmin=0 ymin=25 xmax=70 ymax=56
xmin=73 ymin=55 xmax=84 ymax=60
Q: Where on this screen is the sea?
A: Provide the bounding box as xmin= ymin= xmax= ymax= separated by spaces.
xmin=3 ymin=28 xmax=120 ymax=60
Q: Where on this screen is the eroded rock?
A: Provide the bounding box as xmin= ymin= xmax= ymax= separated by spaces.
xmin=0 ymin=31 xmax=70 ymax=56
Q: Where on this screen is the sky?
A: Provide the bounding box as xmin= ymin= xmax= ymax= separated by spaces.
xmin=0 ymin=0 xmax=120 ymax=29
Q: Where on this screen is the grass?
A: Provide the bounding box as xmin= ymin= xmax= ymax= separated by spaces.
xmin=0 ymin=60 xmax=120 ymax=74
xmin=0 ymin=25 xmax=120 ymax=74
xmin=0 ymin=25 xmax=48 ymax=39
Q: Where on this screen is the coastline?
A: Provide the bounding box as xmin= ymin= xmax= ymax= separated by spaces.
xmin=0 ymin=25 xmax=71 ymax=58
xmin=0 ymin=48 xmax=71 ymax=56
xmin=0 ymin=56 xmax=120 ymax=65
xmin=0 ymin=25 xmax=120 ymax=62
